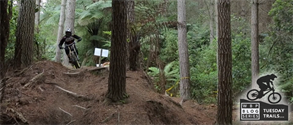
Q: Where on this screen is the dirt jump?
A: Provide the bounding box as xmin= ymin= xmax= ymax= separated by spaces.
xmin=0 ymin=61 xmax=292 ymax=124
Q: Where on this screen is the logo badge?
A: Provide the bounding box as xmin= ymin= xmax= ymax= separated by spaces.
xmin=239 ymin=73 xmax=289 ymax=121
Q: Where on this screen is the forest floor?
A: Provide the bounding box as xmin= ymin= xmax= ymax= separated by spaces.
xmin=0 ymin=61 xmax=292 ymax=125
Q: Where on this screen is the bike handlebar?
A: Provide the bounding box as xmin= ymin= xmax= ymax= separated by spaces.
xmin=60 ymin=41 xmax=76 ymax=49
xmin=65 ymin=41 xmax=76 ymax=47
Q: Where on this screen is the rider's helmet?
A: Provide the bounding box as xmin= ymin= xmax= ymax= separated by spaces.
xmin=270 ymin=74 xmax=277 ymax=80
xmin=65 ymin=28 xmax=72 ymax=37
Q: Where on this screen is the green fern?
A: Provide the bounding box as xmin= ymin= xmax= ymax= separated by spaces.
xmin=77 ymin=1 xmax=111 ymax=26
xmin=147 ymin=61 xmax=180 ymax=90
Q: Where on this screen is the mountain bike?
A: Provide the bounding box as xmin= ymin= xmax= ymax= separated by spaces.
xmin=246 ymin=85 xmax=282 ymax=104
xmin=61 ymin=41 xmax=81 ymax=69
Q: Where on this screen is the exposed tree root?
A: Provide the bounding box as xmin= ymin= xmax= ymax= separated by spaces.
xmin=66 ymin=120 xmax=76 ymax=125
xmin=7 ymin=108 xmax=28 ymax=124
xmin=117 ymin=111 xmax=120 ymax=124
xmin=54 ymin=85 xmax=91 ymax=101
xmin=72 ymin=105 xmax=87 ymax=110
xmin=0 ymin=77 xmax=8 ymax=103
xmin=163 ymin=95 xmax=182 ymax=108
xmin=63 ymin=72 xmax=80 ymax=76
xmin=23 ymin=69 xmax=44 ymax=88
xmin=101 ymin=111 xmax=117 ymax=123
xmin=59 ymin=107 xmax=72 ymax=117
xmin=142 ymin=70 xmax=153 ymax=88
xmin=38 ymin=86 xmax=44 ymax=92
xmin=102 ymin=98 xmax=113 ymax=106
xmin=14 ymin=66 xmax=32 ymax=77
xmin=88 ymin=67 xmax=108 ymax=73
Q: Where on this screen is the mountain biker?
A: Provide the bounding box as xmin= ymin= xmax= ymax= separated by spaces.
xmin=58 ymin=29 xmax=82 ymax=63
xmin=256 ymin=74 xmax=277 ymax=98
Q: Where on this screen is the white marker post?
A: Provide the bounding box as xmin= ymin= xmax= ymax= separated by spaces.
xmin=94 ymin=48 xmax=109 ymax=67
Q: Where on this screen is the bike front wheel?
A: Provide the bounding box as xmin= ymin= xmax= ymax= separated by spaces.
xmin=70 ymin=53 xmax=80 ymax=69
xmin=268 ymin=92 xmax=282 ymax=104
xmin=246 ymin=89 xmax=259 ymax=100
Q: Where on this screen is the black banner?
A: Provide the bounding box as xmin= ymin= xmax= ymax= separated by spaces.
xmin=240 ymin=99 xmax=288 ymax=121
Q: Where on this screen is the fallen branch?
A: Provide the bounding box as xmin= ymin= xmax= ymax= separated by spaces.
xmin=54 ymin=85 xmax=91 ymax=101
xmin=63 ymin=72 xmax=81 ymax=76
xmin=0 ymin=78 xmax=8 ymax=102
xmin=161 ymin=95 xmax=182 ymax=108
xmin=23 ymin=69 xmax=44 ymax=88
xmin=101 ymin=111 xmax=116 ymax=123
xmin=88 ymin=67 xmax=107 ymax=72
xmin=72 ymin=105 xmax=87 ymax=110
xmin=44 ymin=81 xmax=59 ymax=86
xmin=14 ymin=66 xmax=32 ymax=77
xmin=7 ymin=108 xmax=28 ymax=124
xmin=66 ymin=120 xmax=76 ymax=125
xmin=117 ymin=111 xmax=120 ymax=125
xmin=38 ymin=86 xmax=44 ymax=92
xmin=59 ymin=107 xmax=72 ymax=117
xmin=142 ymin=70 xmax=152 ymax=86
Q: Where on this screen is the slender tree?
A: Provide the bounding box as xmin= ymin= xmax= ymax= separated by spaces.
xmin=214 ymin=0 xmax=218 ymax=39
xmin=128 ymin=0 xmax=140 ymax=71
xmin=251 ymin=0 xmax=259 ymax=83
xmin=177 ymin=0 xmax=190 ymax=104
xmin=14 ymin=0 xmax=35 ymax=68
xmin=217 ymin=0 xmax=232 ymax=124
xmin=0 ymin=0 xmax=10 ymax=79
xmin=55 ymin=0 xmax=67 ymax=63
xmin=205 ymin=0 xmax=215 ymax=44
xmin=240 ymin=0 xmax=247 ymax=17
xmin=106 ymin=0 xmax=128 ymax=102
xmin=35 ymin=0 xmax=41 ymax=33
xmin=62 ymin=0 xmax=76 ymax=65
xmin=35 ymin=0 xmax=41 ymax=59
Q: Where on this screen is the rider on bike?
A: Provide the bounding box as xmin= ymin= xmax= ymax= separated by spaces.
xmin=256 ymin=74 xmax=277 ymax=98
xmin=58 ymin=29 xmax=82 ymax=63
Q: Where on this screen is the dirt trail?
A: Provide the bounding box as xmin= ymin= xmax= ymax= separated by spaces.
xmin=1 ymin=61 xmax=291 ymax=124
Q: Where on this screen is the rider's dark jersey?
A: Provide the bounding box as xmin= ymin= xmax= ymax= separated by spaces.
xmin=59 ymin=34 xmax=81 ymax=47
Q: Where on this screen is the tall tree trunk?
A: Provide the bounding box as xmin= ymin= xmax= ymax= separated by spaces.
xmin=128 ymin=0 xmax=140 ymax=71
xmin=0 ymin=0 xmax=10 ymax=79
xmin=251 ymin=0 xmax=259 ymax=84
xmin=35 ymin=0 xmax=41 ymax=60
xmin=35 ymin=0 xmax=41 ymax=33
xmin=63 ymin=0 xmax=76 ymax=65
xmin=106 ymin=0 xmax=127 ymax=102
xmin=240 ymin=0 xmax=246 ymax=17
xmin=55 ymin=0 xmax=66 ymax=63
xmin=14 ymin=0 xmax=35 ymax=68
xmin=214 ymin=0 xmax=218 ymax=39
xmin=126 ymin=0 xmax=133 ymax=70
xmin=209 ymin=0 xmax=215 ymax=44
xmin=177 ymin=0 xmax=190 ymax=103
xmin=217 ymin=0 xmax=232 ymax=124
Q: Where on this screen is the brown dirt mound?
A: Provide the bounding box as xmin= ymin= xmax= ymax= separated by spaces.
xmin=1 ymin=61 xmax=216 ymax=125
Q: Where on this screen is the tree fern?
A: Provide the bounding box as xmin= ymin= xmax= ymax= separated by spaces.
xmin=148 ymin=61 xmax=179 ymax=87
xmin=77 ymin=1 xmax=111 ymax=26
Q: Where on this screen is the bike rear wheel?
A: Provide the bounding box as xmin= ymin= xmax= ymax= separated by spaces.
xmin=268 ymin=92 xmax=281 ymax=104
xmin=247 ymin=89 xmax=259 ymax=100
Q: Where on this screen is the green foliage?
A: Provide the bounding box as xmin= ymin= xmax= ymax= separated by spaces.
xmin=160 ymin=29 xmax=178 ymax=62
xmin=269 ymin=0 xmax=293 ymax=33
xmin=264 ymin=0 xmax=293 ymax=102
xmin=231 ymin=16 xmax=251 ymax=97
xmin=190 ymin=43 xmax=218 ymax=104
xmin=5 ymin=4 xmax=18 ymax=61
xmin=147 ymin=61 xmax=180 ymax=92
xmin=77 ymin=1 xmax=111 ymax=26
xmin=74 ymin=1 xmax=112 ymax=66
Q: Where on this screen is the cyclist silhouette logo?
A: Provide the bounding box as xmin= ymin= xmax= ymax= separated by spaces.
xmin=247 ymin=74 xmax=282 ymax=104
